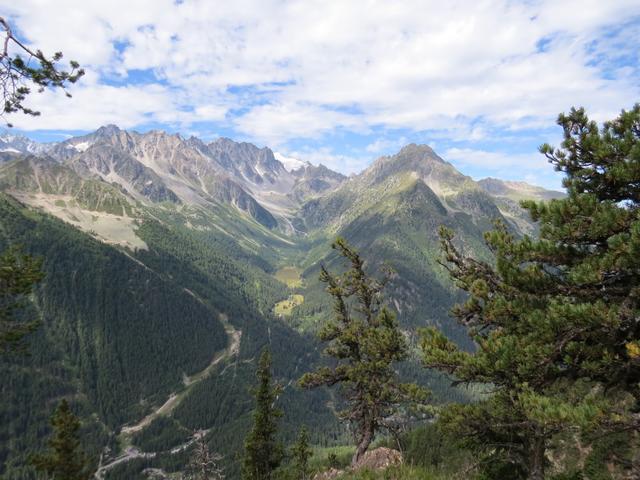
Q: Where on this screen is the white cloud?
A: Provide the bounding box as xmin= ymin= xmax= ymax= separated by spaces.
xmin=366 ymin=136 xmax=408 ymax=153
xmin=233 ymin=103 xmax=366 ymax=146
xmin=287 ymin=147 xmax=370 ymax=175
xmin=1 ymin=0 xmax=638 ymax=145
xmin=7 ymin=78 xmax=201 ymax=131
xmin=444 ymin=148 xmax=547 ymax=170
xmin=443 ymin=147 xmax=563 ymax=190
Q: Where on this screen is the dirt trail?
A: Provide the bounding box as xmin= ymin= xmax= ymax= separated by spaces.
xmin=120 ymin=316 xmax=241 ymax=437
xmin=95 ymin=314 xmax=241 ymax=478
xmin=94 ymin=430 xmax=210 ymax=480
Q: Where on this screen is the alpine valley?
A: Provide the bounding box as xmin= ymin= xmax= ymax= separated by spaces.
xmin=0 ymin=127 xmax=563 ymax=479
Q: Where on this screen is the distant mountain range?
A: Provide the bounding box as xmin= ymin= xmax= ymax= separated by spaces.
xmin=0 ymin=127 xmax=564 ymax=479
xmin=0 ymin=126 xmax=560 ymax=242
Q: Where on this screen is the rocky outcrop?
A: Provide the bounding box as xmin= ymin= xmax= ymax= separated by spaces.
xmin=312 ymin=448 xmax=403 ymax=479
xmin=354 ymin=447 xmax=403 ymax=470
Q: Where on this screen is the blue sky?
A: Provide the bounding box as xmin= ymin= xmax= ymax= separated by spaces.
xmin=3 ymin=0 xmax=640 ymax=190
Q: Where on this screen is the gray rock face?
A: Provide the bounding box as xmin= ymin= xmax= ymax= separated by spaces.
xmin=45 ymin=127 xmax=287 ymax=227
xmin=0 ymin=131 xmax=52 ymax=156
xmin=290 ymin=164 xmax=346 ymax=202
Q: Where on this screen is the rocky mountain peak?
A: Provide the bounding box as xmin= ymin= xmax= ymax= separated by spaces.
xmin=0 ymin=130 xmax=51 ymax=155
xmin=207 ymin=137 xmax=286 ymax=183
xmin=363 ymin=143 xmax=465 ymax=194
xmin=371 ymin=144 xmax=446 ymax=173
xmin=95 ymin=124 xmax=121 ymax=137
xmin=397 ymin=143 xmax=441 ymax=160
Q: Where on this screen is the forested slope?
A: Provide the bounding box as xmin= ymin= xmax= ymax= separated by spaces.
xmin=0 ymin=194 xmax=343 ymax=479
xmin=0 ymin=194 xmax=228 ymax=477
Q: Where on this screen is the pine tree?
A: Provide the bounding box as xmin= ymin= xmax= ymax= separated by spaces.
xmin=242 ymin=348 xmax=284 ymax=480
xmin=184 ymin=431 xmax=224 ymax=480
xmin=299 ymin=238 xmax=430 ymax=466
xmin=31 ymin=399 xmax=90 ymax=480
xmin=0 ymin=16 xmax=84 ymax=126
xmin=533 ymin=104 xmax=640 ymax=409
xmin=421 ymin=104 xmax=640 ymax=479
xmin=290 ymin=426 xmax=312 ymax=480
xmin=0 ymin=244 xmax=43 ymax=354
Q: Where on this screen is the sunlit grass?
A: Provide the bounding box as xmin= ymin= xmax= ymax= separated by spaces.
xmin=274 ymin=293 xmax=304 ymax=316
xmin=275 ymin=266 xmax=303 ymax=288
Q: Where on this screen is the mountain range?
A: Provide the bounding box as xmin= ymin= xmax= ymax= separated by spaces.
xmin=0 ymin=127 xmax=563 ymax=479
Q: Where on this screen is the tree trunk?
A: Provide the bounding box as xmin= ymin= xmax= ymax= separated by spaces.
xmin=351 ymin=423 xmax=374 ymax=467
xmin=527 ymin=436 xmax=546 ymax=480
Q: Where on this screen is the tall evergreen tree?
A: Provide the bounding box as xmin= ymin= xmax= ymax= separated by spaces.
xmin=242 ymin=348 xmax=284 ymax=480
xmin=0 ymin=244 xmax=43 ymax=354
xmin=300 ymin=238 xmax=429 ymax=466
xmin=31 ymin=399 xmax=91 ymax=480
xmin=421 ymin=104 xmax=640 ymax=479
xmin=533 ymin=104 xmax=640 ymax=410
xmin=290 ymin=426 xmax=312 ymax=480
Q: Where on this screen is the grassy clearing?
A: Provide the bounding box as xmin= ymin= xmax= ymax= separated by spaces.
xmin=306 ymin=446 xmax=450 ymax=480
xmin=274 ymin=294 xmax=304 ymax=316
xmin=275 ymin=266 xmax=303 ymax=288
xmin=310 ymin=445 xmax=354 ymax=470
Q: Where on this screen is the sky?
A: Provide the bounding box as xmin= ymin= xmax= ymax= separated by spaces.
xmin=2 ymin=0 xmax=639 ymax=190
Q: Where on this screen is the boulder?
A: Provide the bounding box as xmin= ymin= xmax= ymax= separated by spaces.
xmin=312 ymin=448 xmax=403 ymax=479
xmin=354 ymin=447 xmax=403 ymax=471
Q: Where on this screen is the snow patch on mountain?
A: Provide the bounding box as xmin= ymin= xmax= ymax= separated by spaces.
xmin=274 ymin=152 xmax=307 ymax=172
xmin=73 ymin=141 xmax=92 ymax=152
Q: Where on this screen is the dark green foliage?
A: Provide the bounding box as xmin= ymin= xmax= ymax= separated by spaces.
xmin=300 ymin=238 xmax=430 ymax=466
xmin=290 ymin=426 xmax=312 ymax=480
xmin=421 ymin=223 xmax=598 ymax=479
xmin=131 ymin=416 xmax=191 ymax=453
xmin=0 ymin=193 xmax=226 ymax=476
xmin=0 ymin=244 xmax=43 ymax=353
xmin=129 ymin=214 xmax=343 ymax=477
xmin=291 ymin=171 xmax=496 ymax=411
xmin=396 ymin=423 xmax=470 ymax=474
xmin=0 ymin=17 xmax=84 ymax=125
xmin=30 ymin=399 xmax=91 ymax=480
xmin=532 ymin=105 xmax=640 ymax=406
xmin=421 ymin=104 xmax=640 ymax=479
xmin=242 ymin=349 xmax=284 ymax=480
xmin=134 ymin=219 xmax=288 ymax=317
xmin=0 ymin=194 xmax=227 ymax=426
xmin=550 ymin=472 xmax=584 ymax=480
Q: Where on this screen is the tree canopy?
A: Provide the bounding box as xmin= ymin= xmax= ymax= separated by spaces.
xmin=0 ymin=244 xmax=43 ymax=354
xmin=242 ymin=348 xmax=284 ymax=480
xmin=300 ymin=238 xmax=430 ymax=466
xmin=421 ymin=104 xmax=640 ymax=479
xmin=31 ymin=399 xmax=91 ymax=480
